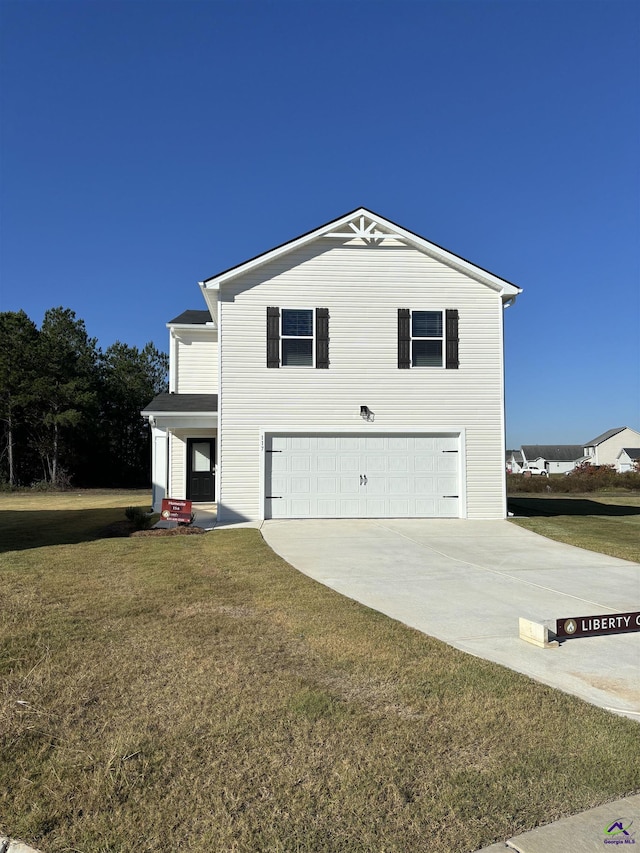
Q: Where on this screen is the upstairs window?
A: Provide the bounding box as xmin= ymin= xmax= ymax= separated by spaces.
xmin=282 ymin=309 xmax=313 ymax=366
xmin=411 ymin=310 xmax=443 ymax=367
xmin=398 ymin=309 xmax=459 ymax=369
xmin=267 ymin=307 xmax=329 ymax=368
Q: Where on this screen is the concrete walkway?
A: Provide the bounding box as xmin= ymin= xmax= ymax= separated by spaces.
xmin=476 ymin=792 xmax=640 ymax=852
xmin=261 ymin=519 xmax=640 ymax=718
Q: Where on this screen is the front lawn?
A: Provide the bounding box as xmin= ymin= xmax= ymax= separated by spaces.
xmin=508 ymin=493 xmax=640 ymax=563
xmin=1 ymin=491 xmax=639 ymax=853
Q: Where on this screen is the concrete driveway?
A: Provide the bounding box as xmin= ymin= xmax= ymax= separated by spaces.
xmin=261 ymin=519 xmax=640 ymax=720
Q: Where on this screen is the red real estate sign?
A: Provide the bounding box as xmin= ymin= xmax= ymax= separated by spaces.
xmin=161 ymin=498 xmax=193 ymax=524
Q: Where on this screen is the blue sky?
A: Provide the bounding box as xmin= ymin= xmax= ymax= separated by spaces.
xmin=1 ymin=0 xmax=638 ymax=448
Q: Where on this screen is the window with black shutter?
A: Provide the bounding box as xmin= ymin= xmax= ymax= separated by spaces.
xmin=398 ymin=309 xmax=459 ymax=369
xmin=266 ymin=307 xmax=329 ymax=368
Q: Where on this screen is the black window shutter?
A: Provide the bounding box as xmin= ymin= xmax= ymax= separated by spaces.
xmin=445 ymin=309 xmax=459 ymax=369
xmin=398 ymin=309 xmax=410 ymax=369
xmin=316 ymin=308 xmax=329 ymax=368
xmin=266 ymin=307 xmax=280 ymax=368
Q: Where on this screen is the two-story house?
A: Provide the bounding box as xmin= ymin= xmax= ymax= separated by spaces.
xmin=142 ymin=208 xmax=522 ymax=522
xmin=582 ymin=427 xmax=640 ymax=467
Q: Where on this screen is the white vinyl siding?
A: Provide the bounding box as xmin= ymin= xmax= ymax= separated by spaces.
xmin=169 ymin=428 xmax=217 ymax=500
xmin=174 ymin=329 xmax=218 ymax=393
xmin=217 ymin=240 xmax=507 ymax=522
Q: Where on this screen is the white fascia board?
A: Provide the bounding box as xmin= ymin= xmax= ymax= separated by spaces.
xmin=147 ymin=414 xmax=218 ymax=432
xmin=200 ymin=207 xmax=522 ymax=300
xmin=198 ymin=283 xmax=219 ymax=325
xmin=166 ymin=321 xmax=217 ymax=331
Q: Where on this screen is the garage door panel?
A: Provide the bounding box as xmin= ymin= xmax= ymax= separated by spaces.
xmin=415 ymin=498 xmax=437 ymax=515
xmin=415 ymin=456 xmax=436 ymax=473
xmin=340 ymin=475 xmax=360 ymax=493
xmin=340 ymin=456 xmax=360 ymax=473
xmin=317 ymin=456 xmax=337 ymax=472
xmin=340 ymin=498 xmax=361 ymax=515
xmin=317 ymin=476 xmax=338 ymax=494
xmin=290 ymin=437 xmax=311 ymax=450
xmin=290 ymin=476 xmax=311 ymax=493
xmin=290 ymin=498 xmax=311 ymax=515
xmin=389 ymin=499 xmax=410 ymax=515
xmin=317 ymin=498 xmax=338 ymax=515
xmin=364 ymin=498 xmax=386 ymax=515
xmin=388 ymin=456 xmax=408 ymax=472
xmin=364 ymin=455 xmax=386 ymax=473
xmin=291 ymin=455 xmax=311 ymax=472
xmin=388 ymin=476 xmax=411 ymax=494
xmin=265 ymin=433 xmax=460 ymax=519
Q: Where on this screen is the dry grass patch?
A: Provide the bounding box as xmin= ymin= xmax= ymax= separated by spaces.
xmin=1 ymin=492 xmax=639 ymax=852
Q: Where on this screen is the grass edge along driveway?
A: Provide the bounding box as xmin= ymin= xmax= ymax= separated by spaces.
xmin=508 ymin=492 xmax=640 ymax=564
xmin=1 ymin=490 xmax=639 ymax=853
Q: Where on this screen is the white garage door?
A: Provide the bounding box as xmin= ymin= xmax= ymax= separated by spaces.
xmin=265 ymin=433 xmax=460 ymax=519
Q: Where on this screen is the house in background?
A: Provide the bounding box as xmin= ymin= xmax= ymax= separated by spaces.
xmin=615 ymin=448 xmax=640 ymax=473
xmin=583 ymin=427 xmax=640 ymax=467
xmin=143 ymin=208 xmax=522 ymax=522
xmin=506 ymin=450 xmax=524 ymax=473
xmin=520 ymin=445 xmax=584 ymax=475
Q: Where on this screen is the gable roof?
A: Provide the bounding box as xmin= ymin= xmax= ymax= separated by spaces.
xmin=168 ymin=309 xmax=213 ymax=326
xmin=521 ymin=445 xmax=584 ymax=462
xmin=199 ymin=207 xmax=523 ymax=303
xmin=618 ymin=448 xmax=640 ymax=460
xmin=585 ymin=427 xmax=627 ymax=446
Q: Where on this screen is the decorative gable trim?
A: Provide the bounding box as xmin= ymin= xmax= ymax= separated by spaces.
xmin=200 ymin=208 xmax=522 ymax=302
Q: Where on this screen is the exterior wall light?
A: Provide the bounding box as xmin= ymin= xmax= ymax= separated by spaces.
xmin=360 ymin=405 xmax=374 ymax=422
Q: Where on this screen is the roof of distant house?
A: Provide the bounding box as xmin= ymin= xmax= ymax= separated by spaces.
xmin=168 ymin=310 xmax=213 ymax=325
xmin=521 ymin=445 xmax=584 ymax=462
xmin=584 ymin=427 xmax=626 ymax=446
xmin=619 ymin=447 xmax=640 ymax=460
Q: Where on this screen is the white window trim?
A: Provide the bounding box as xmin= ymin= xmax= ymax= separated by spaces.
xmin=281 ymin=307 xmax=315 ymax=368
xmin=410 ymin=308 xmax=445 ymax=368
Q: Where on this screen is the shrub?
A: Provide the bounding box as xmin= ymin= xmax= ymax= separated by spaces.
xmin=125 ymin=506 xmax=152 ymax=530
xmin=507 ymin=466 xmax=640 ymax=494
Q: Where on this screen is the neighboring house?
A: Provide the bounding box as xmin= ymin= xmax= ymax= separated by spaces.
xmin=582 ymin=427 xmax=640 ymax=467
xmin=506 ymin=449 xmax=524 ymax=474
xmin=520 ymin=445 xmax=584 ymax=475
xmin=615 ymin=448 xmax=640 ymax=473
xmin=142 ymin=207 xmax=522 ymax=522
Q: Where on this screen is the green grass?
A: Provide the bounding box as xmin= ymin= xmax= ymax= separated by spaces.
xmin=1 ymin=492 xmax=639 ymax=853
xmin=508 ymin=493 xmax=640 ymax=563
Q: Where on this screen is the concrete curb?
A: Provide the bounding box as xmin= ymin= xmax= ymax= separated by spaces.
xmin=473 ymin=792 xmax=640 ymax=852
xmin=0 ymin=838 xmax=43 ymax=853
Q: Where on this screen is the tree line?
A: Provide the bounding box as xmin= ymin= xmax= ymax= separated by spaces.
xmin=0 ymin=308 xmax=168 ymax=488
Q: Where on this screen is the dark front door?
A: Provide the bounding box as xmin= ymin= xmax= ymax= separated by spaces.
xmin=187 ymin=438 xmax=215 ymax=501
